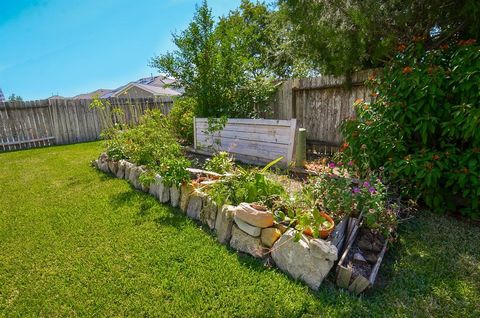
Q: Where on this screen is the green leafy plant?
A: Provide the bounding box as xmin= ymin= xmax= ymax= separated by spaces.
xmin=102 ymin=109 xmax=192 ymax=186
xmin=205 ymin=157 xmax=285 ymax=206
xmin=203 ymin=151 xmax=234 ymax=174
xmin=340 ymin=41 xmax=480 ymax=218
xmin=168 ymin=97 xmax=196 ymax=144
xmin=159 ymin=157 xmax=192 ymax=187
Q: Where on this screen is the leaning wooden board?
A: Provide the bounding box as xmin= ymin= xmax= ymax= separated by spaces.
xmin=194 ymin=118 xmax=298 ymax=167
xmin=335 ymin=219 xmax=389 ymax=295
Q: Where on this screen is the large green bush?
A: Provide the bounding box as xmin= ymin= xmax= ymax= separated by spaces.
xmin=341 ymin=40 xmax=480 ymax=218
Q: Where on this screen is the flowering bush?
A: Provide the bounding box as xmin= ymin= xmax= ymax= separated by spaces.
xmin=307 ymin=163 xmax=396 ymax=236
xmin=341 ymin=40 xmax=480 ymax=219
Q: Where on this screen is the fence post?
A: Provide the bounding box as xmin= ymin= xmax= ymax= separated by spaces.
xmin=295 ymin=128 xmax=306 ymax=168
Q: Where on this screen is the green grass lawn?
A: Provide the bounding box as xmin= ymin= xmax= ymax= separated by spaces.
xmin=0 ymin=142 xmax=479 ymax=317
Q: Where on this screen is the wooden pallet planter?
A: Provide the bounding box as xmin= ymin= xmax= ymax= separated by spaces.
xmin=335 ymin=219 xmax=388 ymax=295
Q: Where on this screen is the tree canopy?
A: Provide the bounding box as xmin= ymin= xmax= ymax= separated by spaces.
xmin=279 ymin=0 xmax=480 ymax=75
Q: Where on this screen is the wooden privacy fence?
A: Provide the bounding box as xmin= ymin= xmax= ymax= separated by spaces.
xmin=193 ymin=118 xmax=297 ymax=166
xmin=270 ymin=70 xmax=376 ymax=153
xmin=0 ymin=98 xmax=173 ymax=152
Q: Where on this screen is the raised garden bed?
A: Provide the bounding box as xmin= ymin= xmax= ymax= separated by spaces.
xmin=93 ymin=153 xmax=350 ymax=291
xmin=336 ymin=220 xmax=389 ymax=294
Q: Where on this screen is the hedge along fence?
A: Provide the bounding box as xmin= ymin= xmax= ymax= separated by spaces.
xmin=0 ymin=97 xmax=173 ymax=152
xmin=94 ymin=153 xmax=344 ymax=290
xmin=193 ymin=118 xmax=298 ymax=167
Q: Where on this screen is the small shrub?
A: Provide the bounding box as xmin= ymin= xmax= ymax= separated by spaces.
xmin=205 ymin=157 xmax=285 ymax=206
xmin=204 ymin=151 xmax=234 ymax=174
xmin=168 ymin=97 xmax=196 ymax=144
xmin=103 ymin=109 xmax=191 ymax=186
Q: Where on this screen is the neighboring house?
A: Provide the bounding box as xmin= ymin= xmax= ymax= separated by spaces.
xmin=47 ymin=95 xmax=67 ymax=101
xmin=0 ymin=88 xmax=4 ymax=102
xmin=101 ymin=75 xmax=182 ymax=99
xmin=72 ymin=89 xmax=112 ymax=100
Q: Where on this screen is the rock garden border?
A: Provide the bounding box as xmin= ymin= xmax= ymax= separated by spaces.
xmin=94 ymin=153 xmax=353 ymax=291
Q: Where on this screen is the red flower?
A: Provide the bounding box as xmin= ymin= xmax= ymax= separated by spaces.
xmin=339 ymin=142 xmax=349 ymax=152
xmin=458 ymin=39 xmax=476 ymax=46
xmin=354 ymin=98 xmax=364 ymax=105
xmin=402 ymin=66 xmax=414 ymax=74
xmin=397 ymin=44 xmax=407 ymax=52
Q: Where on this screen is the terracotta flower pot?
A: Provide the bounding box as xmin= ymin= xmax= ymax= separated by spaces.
xmin=303 ymin=212 xmax=335 ymax=239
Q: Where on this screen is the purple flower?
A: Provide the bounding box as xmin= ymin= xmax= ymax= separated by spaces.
xmin=348 ymin=161 xmax=354 ymax=166
xmin=328 ymin=162 xmax=336 ymax=169
xmin=337 ymin=162 xmax=344 ymax=166
xmin=368 ymin=187 xmax=376 ymax=194
xmin=352 ymin=187 xmax=360 ymax=194
xmin=363 ymin=181 xmax=370 ymax=188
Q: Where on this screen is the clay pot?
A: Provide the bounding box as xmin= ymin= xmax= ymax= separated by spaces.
xmin=303 ymin=212 xmax=335 ymax=239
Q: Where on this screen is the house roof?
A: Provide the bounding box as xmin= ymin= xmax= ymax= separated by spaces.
xmin=100 ymin=75 xmax=182 ymax=98
xmin=73 ymin=89 xmax=113 ymax=100
xmin=104 ymin=82 xmax=181 ymax=98
xmin=47 ymin=95 xmax=67 ymax=100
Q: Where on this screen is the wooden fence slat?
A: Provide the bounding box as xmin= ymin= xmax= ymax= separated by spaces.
xmin=269 ymin=70 xmax=377 ymax=154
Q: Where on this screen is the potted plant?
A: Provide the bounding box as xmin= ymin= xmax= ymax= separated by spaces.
xmin=301 ymin=211 xmax=335 ymax=239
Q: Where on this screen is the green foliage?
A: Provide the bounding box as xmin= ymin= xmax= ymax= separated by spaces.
xmin=150 ymin=1 xmax=308 ymax=118
xmin=158 ymin=157 xmax=192 ymax=187
xmin=89 ymin=95 xmax=125 ymax=130
xmin=308 ymin=168 xmax=396 ymax=236
xmin=203 ymin=151 xmax=234 ymax=174
xmin=8 ymin=94 xmax=23 ymax=101
xmin=268 ymin=161 xmax=396 ymax=237
xmin=341 ymin=41 xmax=480 ymax=218
xmin=205 ymin=157 xmax=285 ymax=206
xmin=280 ymin=0 xmax=480 ymax=75
xmin=168 ymin=97 xmax=196 ymax=143
xmin=102 ymin=109 xmax=191 ymax=186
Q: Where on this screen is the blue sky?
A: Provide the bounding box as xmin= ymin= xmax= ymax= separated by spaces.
xmin=0 ymin=0 xmax=241 ymax=100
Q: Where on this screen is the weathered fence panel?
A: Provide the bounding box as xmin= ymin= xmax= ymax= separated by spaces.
xmin=270 ymin=70 xmax=376 ymax=153
xmin=194 ymin=118 xmax=297 ymax=166
xmin=0 ymin=101 xmax=55 ymax=151
xmin=0 ymin=97 xmax=173 ymax=151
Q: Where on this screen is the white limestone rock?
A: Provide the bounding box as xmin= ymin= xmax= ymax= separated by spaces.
xmin=170 ymin=185 xmax=181 ymax=208
xmin=230 ymin=225 xmax=267 ymax=258
xmin=215 ymin=205 xmax=235 ymax=244
xmin=234 ymin=216 xmax=261 ymax=237
xmin=200 ymin=196 xmax=218 ymax=230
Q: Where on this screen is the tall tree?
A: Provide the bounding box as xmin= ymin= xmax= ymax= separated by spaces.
xmin=279 ymin=0 xmax=480 ymax=75
xmin=151 ymin=1 xmax=220 ymax=117
xmin=151 ymin=0 xmax=307 ymax=118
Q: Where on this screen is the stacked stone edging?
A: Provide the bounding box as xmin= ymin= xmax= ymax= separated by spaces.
xmin=94 ymin=154 xmax=338 ymax=290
